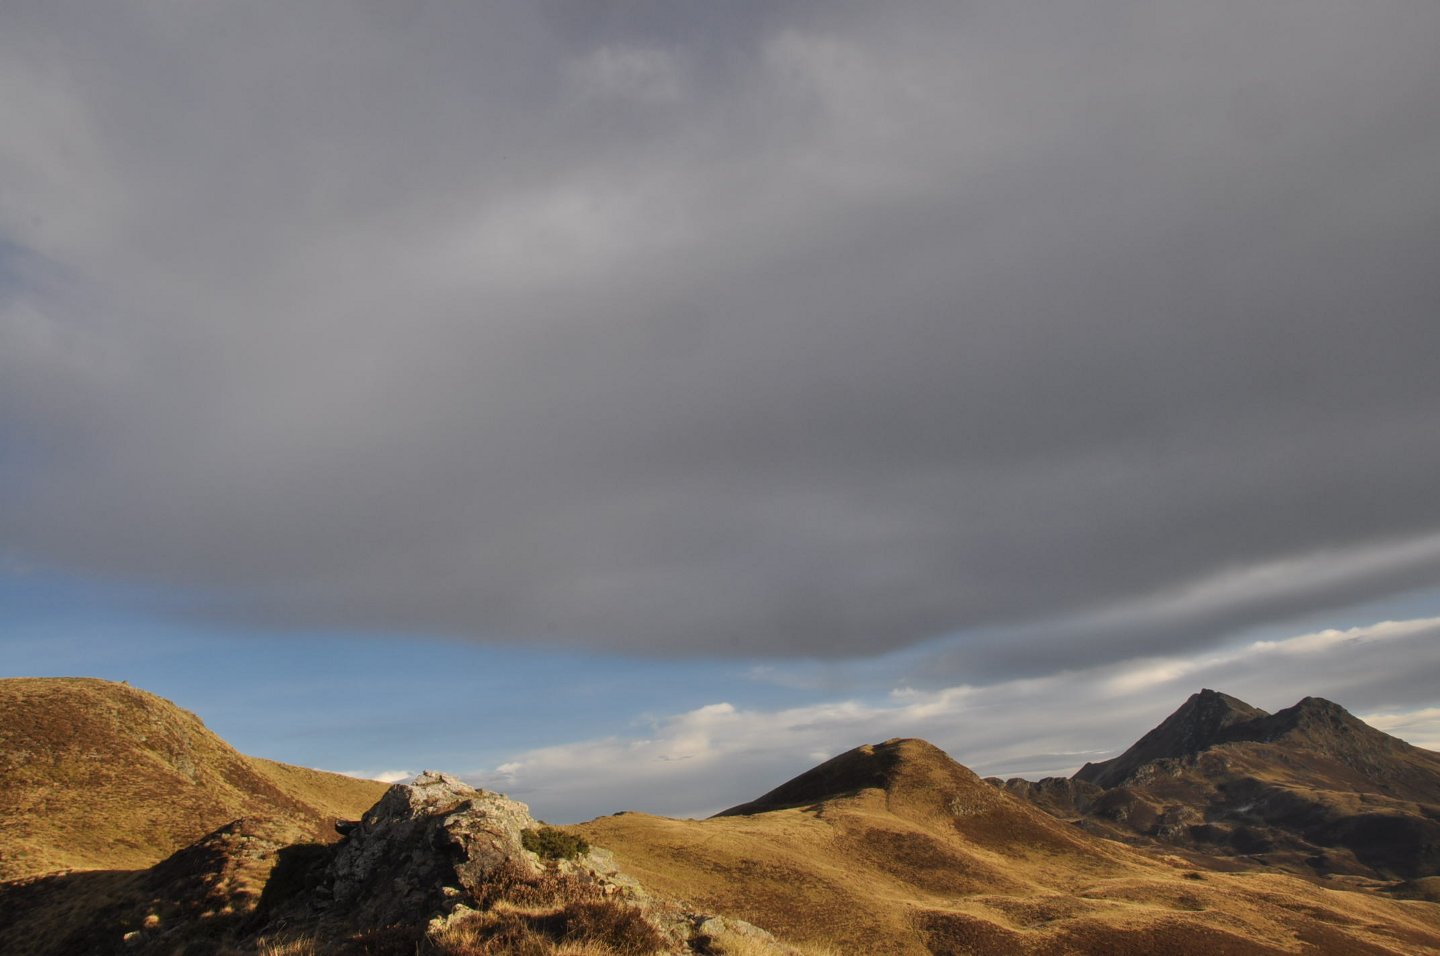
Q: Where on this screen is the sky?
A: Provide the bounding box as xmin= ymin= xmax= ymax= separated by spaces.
xmin=3 ymin=2 xmax=1439 ymax=822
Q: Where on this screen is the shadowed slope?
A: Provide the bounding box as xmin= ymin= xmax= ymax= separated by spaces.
xmin=1234 ymin=697 xmax=1440 ymax=800
xmin=1075 ymin=689 xmax=1268 ymax=789
xmin=0 ymin=677 xmax=386 ymax=880
xmin=717 ymin=738 xmax=923 ymax=816
xmin=0 ymin=817 xmax=313 ymax=956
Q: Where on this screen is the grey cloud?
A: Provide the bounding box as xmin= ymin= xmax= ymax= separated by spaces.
xmin=2 ymin=3 xmax=1440 ymax=669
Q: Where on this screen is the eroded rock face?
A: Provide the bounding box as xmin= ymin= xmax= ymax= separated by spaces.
xmin=321 ymin=771 xmax=542 ymax=927
xmin=309 ymin=770 xmax=781 ymax=953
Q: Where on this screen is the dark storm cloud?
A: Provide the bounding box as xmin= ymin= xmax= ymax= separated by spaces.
xmin=2 ymin=2 xmax=1439 ymax=670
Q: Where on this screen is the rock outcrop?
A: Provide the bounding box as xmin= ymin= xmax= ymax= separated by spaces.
xmin=277 ymin=771 xmax=785 ymax=954
xmin=319 ymin=770 xmax=543 ymax=927
xmin=989 ymin=775 xmax=1103 ymax=820
xmin=3 ymin=769 xmax=796 ymax=955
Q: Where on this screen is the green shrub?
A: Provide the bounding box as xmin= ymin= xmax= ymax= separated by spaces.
xmin=520 ymin=827 xmax=589 ymax=861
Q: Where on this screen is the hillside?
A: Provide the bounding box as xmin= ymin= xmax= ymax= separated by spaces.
xmin=0 ymin=677 xmax=386 ymax=880
xmin=1000 ymin=690 xmax=1440 ymax=880
xmin=579 ymin=738 xmax=1440 ymax=954
xmin=0 ymin=771 xmax=823 ymax=956
xmin=4 ymin=685 xmax=1440 ymax=953
xmin=6 ymin=736 xmax=1440 ymax=955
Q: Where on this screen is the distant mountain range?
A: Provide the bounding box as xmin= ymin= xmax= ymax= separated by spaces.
xmin=2 ymin=678 xmax=1438 ymax=955
xmin=994 ymin=688 xmax=1440 ymax=881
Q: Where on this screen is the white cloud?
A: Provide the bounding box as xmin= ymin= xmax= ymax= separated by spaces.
xmin=467 ymin=614 xmax=1440 ymax=823
xmin=1357 ymin=708 xmax=1440 ymax=750
xmin=337 ymin=769 xmax=414 ymax=784
xmin=1248 ymin=615 xmax=1440 ymax=654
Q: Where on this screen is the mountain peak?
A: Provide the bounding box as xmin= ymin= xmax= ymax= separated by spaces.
xmin=1235 ymin=695 xmax=1377 ymax=747
xmin=1072 ymin=689 xmax=1440 ymax=796
xmin=1073 ymin=689 xmax=1267 ymax=788
xmin=714 ymin=738 xmax=974 ymax=817
xmin=1294 ymin=695 xmax=1349 ymax=715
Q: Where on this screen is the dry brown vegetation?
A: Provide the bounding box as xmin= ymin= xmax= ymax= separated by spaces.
xmin=5 ymin=682 xmax=1440 ymax=954
xmin=0 ymin=677 xmax=386 ymax=881
xmin=578 ymin=739 xmax=1440 ymax=954
xmin=425 ymin=858 xmax=666 ymax=956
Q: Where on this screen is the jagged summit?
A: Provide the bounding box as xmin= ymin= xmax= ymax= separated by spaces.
xmin=1243 ymin=695 xmax=1371 ymax=742
xmin=1019 ymin=689 xmax=1440 ymax=880
xmin=1075 ymin=690 xmax=1429 ymax=793
xmin=1296 ymin=695 xmax=1348 ymax=713
xmin=1075 ymin=689 xmax=1268 ymax=788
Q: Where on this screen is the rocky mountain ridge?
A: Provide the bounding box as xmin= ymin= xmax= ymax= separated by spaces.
xmin=1072 ymin=688 xmax=1268 ymax=788
xmin=997 ymin=689 xmax=1440 ymax=881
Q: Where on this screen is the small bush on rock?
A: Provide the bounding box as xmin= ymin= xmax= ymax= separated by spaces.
xmin=520 ymin=827 xmax=590 ymax=861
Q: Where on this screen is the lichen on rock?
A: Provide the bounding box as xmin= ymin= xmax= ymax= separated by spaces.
xmin=321 ymin=770 xmax=543 ymax=928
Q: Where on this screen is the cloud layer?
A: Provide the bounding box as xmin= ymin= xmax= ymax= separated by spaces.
xmin=473 ymin=615 xmax=1440 ymax=821
xmin=3 ymin=3 xmax=1440 ymax=667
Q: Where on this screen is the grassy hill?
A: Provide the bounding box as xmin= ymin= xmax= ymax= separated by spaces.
xmin=0 ymin=677 xmax=386 ymax=881
xmin=3 ymin=684 xmax=1440 ymax=954
xmin=578 ymin=738 xmax=1440 ymax=954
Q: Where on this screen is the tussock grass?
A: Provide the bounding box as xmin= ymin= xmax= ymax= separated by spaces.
xmin=433 ymin=859 xmax=665 ymax=956
xmin=695 ymin=927 xmax=842 ymax=956
xmin=434 ymin=899 xmax=664 ymax=954
xmin=241 ymin=936 xmax=320 ymax=956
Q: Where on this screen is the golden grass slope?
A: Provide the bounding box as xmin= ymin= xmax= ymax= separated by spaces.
xmin=577 ymin=739 xmax=1440 ymax=954
xmin=0 ymin=677 xmax=386 ymax=881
